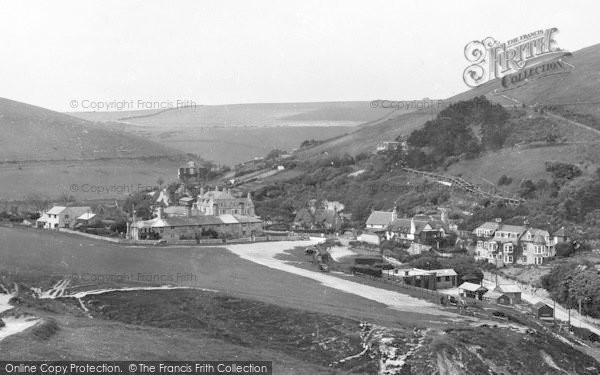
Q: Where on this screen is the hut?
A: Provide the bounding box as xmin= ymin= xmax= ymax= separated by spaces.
xmin=458 ymin=282 xmax=488 ymax=300
xmin=531 ymin=302 xmax=554 ymax=320
xmin=482 ymin=290 xmax=510 ymax=305
xmin=494 ymin=284 xmax=522 ymax=304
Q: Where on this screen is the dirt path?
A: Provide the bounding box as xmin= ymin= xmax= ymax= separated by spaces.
xmin=545 ymin=111 xmax=600 ymax=137
xmin=481 ymin=276 xmax=600 ymax=336
xmin=226 ymin=239 xmax=457 ymax=318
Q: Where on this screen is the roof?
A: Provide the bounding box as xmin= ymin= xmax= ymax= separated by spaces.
xmin=36 ymin=214 xmax=49 ymax=222
xmin=77 ymin=212 xmax=96 ymax=221
xmin=219 ymin=214 xmax=239 ymax=224
xmin=497 ymin=224 xmax=526 ymax=234
xmin=432 ymin=269 xmax=457 ymax=277
xmin=474 ymin=222 xmax=500 ymax=231
xmin=533 ymin=301 xmax=552 ymax=309
xmin=179 ymin=197 xmax=194 ymax=202
xmin=458 ymin=282 xmax=488 ymax=292
xmin=46 ymin=206 xmax=66 ymax=215
xmin=162 ymin=216 xmax=224 ymax=226
xmin=365 ymin=211 xmax=395 ymax=226
xmin=132 ymin=214 xmax=261 ymax=228
xmin=552 ymin=227 xmax=568 ymax=237
xmin=483 ymin=291 xmax=506 ymax=299
xmin=163 ymin=206 xmax=191 ymax=216
xmin=495 ymin=284 xmax=521 ymax=293
xmin=233 ymin=215 xmax=262 ymax=224
xmin=389 ymin=268 xmax=433 ymax=277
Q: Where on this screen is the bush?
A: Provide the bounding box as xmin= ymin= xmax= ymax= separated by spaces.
xmin=545 ymin=162 xmax=582 ymax=180
xmin=350 ymin=265 xmax=382 ymax=278
xmin=571 ymin=326 xmax=600 ymax=343
xmin=31 ymin=318 xmax=59 ymax=340
xmin=498 ymin=175 xmax=513 ymax=186
xmin=555 ymin=242 xmax=575 ymax=258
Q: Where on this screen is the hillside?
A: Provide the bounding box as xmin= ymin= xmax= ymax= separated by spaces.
xmin=0 ymin=98 xmax=182 ymax=162
xmin=294 ymin=44 xmax=600 ymax=183
xmin=69 ymin=101 xmax=393 ymax=128
xmin=69 ymin=102 xmax=398 ymax=164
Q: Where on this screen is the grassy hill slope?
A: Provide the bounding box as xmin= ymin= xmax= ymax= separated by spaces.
xmin=295 ymin=43 xmax=600 ymax=179
xmin=0 ymin=98 xmax=182 ymax=162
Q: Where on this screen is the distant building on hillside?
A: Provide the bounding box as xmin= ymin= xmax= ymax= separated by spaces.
xmin=178 ymin=161 xmax=208 ymax=183
xmin=365 ymin=209 xmax=397 ymax=230
xmin=194 ymin=186 xmax=255 ymax=216
xmin=375 ymin=139 xmax=407 ymax=153
xmin=36 ymin=206 xmax=93 ymax=229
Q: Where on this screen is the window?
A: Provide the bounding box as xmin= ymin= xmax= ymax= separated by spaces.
xmin=445 ymin=276 xmax=450 ymax=281
xmin=483 ymin=242 xmax=488 ymax=249
xmin=535 ymin=257 xmax=543 ymax=265
xmin=477 ymin=241 xmax=483 ymax=248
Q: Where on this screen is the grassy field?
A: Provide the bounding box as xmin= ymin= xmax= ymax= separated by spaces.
xmin=141 ymin=125 xmax=356 ymax=165
xmin=0 ymin=227 xmax=599 ymax=373
xmin=0 ymin=227 xmax=433 ymax=326
xmin=0 ymin=97 xmax=182 ymax=162
xmin=0 ymin=158 xmax=182 ymax=201
xmin=69 ymin=102 xmax=391 ymax=128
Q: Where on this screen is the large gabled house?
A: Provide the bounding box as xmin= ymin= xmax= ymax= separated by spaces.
xmin=519 ymin=228 xmax=554 ymax=265
xmin=473 ymin=219 xmax=567 ymax=266
xmin=386 ymin=217 xmax=448 ymax=246
xmin=365 ymin=210 xmax=397 ymax=230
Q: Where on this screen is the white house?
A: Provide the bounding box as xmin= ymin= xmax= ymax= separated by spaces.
xmin=37 ymin=206 xmax=92 ymax=229
xmin=365 ymin=210 xmax=397 ymax=230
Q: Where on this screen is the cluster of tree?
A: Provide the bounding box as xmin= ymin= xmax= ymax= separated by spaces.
xmin=265 ymin=149 xmax=286 ymax=160
xmin=497 ymin=174 xmax=513 ymax=186
xmin=403 ymin=96 xmax=510 ymax=169
xmin=541 ymin=261 xmax=600 ymax=318
xmin=123 ymin=191 xmax=156 ymax=220
xmin=545 ymin=162 xmax=582 ymax=181
xmin=299 ymin=139 xmax=325 ymax=148
xmin=0 ymin=211 xmax=40 ymax=222
xmin=460 ymin=201 xmax=529 ymax=231
xmin=558 ymin=168 xmax=600 ymax=222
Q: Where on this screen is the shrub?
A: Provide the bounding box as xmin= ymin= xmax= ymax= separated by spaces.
xmin=350 ymin=265 xmax=382 ymax=278
xmin=31 ymin=318 xmax=59 ymax=340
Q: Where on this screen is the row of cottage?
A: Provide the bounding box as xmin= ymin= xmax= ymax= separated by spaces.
xmin=361 ymin=208 xmax=570 ymax=266
xmin=36 ymin=186 xmax=264 ymax=242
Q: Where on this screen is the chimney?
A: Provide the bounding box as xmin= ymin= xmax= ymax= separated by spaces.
xmin=441 ymin=210 xmax=448 ymax=223
xmin=158 ymin=206 xmax=164 ymax=219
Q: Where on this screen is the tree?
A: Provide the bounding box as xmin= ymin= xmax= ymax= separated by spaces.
xmin=555 ymin=242 xmax=575 ymax=258
xmin=156 ymin=177 xmax=165 ymax=188
xmin=409 ymin=256 xmax=442 ymax=270
xmin=25 ymin=193 xmax=50 ymax=213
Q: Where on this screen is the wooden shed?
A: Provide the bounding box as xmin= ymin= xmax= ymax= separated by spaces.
xmin=531 ymin=302 xmax=554 ymax=320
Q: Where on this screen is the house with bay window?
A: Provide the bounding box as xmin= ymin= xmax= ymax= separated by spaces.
xmin=473 ymin=219 xmax=567 ymax=266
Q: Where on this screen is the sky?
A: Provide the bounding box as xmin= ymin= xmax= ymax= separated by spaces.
xmin=0 ymin=0 xmax=599 ymax=112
